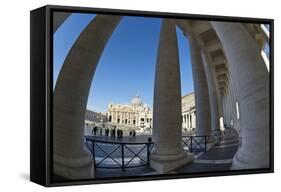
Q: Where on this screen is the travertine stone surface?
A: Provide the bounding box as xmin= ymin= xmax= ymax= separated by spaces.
xmin=150 ymin=19 xmax=193 ymax=173
xmin=53 ymin=15 xmax=122 ymax=179
xmin=189 ymin=35 xmax=212 ymax=136
xmin=53 ymin=12 xmax=71 ymax=33
xmin=212 ymin=22 xmax=270 ymax=169
xmin=201 ymin=51 xmax=220 ymax=136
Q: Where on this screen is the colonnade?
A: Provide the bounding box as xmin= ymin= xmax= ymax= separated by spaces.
xmin=182 ymin=112 xmax=196 ymax=130
xmin=212 ymin=22 xmax=269 ymax=169
xmin=53 ymin=15 xmax=270 ymax=178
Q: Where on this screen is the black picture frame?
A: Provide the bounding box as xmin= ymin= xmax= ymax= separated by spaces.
xmin=30 ymin=5 xmax=274 ymax=187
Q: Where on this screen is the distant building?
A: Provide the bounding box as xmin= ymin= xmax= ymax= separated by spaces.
xmin=85 ymin=110 xmax=107 ymax=126
xmin=107 ymin=95 xmax=153 ymax=128
xmin=181 ymin=92 xmax=196 ymax=131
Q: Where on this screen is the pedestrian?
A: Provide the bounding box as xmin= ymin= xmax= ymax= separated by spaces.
xmin=99 ymin=127 xmax=102 ymax=136
xmin=113 ymin=127 xmax=116 ymax=138
xmin=91 ymin=126 xmax=94 ymax=135
xmin=106 ymin=128 xmax=109 ymax=136
xmin=110 ymin=129 xmax=113 ymax=137
xmin=118 ymin=129 xmax=121 ymax=138
xmin=93 ymin=126 xmax=97 ymax=136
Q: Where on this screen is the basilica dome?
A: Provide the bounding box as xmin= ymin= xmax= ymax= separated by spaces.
xmin=131 ymin=95 xmax=143 ymax=106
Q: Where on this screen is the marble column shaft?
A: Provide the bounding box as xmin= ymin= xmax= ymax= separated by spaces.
xmin=212 ymin=22 xmax=270 ymax=169
xmin=226 ymin=88 xmax=232 ymax=125
xmin=152 ymin=19 xmax=183 ymax=155
xmin=223 ymin=93 xmax=228 ymax=125
xmin=151 ymin=19 xmax=193 ymax=173
xmin=189 ymin=36 xmax=211 ymax=136
xmin=228 ymin=80 xmax=237 ymax=127
xmin=201 ymin=51 xmax=220 ymax=135
xmin=53 ymin=15 xmax=122 ymax=179
xmin=230 ymin=77 xmax=239 ymax=130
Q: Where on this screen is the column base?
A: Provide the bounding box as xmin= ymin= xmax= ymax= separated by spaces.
xmin=150 ymin=151 xmax=194 ymax=174
xmin=206 ymin=137 xmax=219 ymax=151
xmin=231 ymin=150 xmax=270 ymax=170
xmin=53 ymin=152 xmax=94 ymax=180
xmin=211 ymin=129 xmax=221 ymax=137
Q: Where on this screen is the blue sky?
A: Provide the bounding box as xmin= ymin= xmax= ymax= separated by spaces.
xmin=53 ymin=13 xmax=194 ymax=112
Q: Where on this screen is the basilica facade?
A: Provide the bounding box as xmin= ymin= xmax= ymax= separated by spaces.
xmin=107 ymin=95 xmax=153 ymax=128
xmin=106 ymin=93 xmax=196 ymax=130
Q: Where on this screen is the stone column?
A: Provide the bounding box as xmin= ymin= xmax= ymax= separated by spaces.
xmin=184 ymin=114 xmax=186 ymax=129
xmin=224 ymin=92 xmax=229 ymax=126
xmin=185 ymin=114 xmax=189 ymax=129
xmin=186 ymin=114 xmax=188 ymax=129
xmin=224 ymin=94 xmax=228 ymax=126
xmin=53 ymin=12 xmax=71 ymax=32
xmin=226 ymin=90 xmax=231 ymax=125
xmin=189 ymin=35 xmax=212 ymax=136
xmin=222 ymin=94 xmax=226 ymax=125
xmin=260 ymin=24 xmax=269 ymax=45
xmin=228 ymin=82 xmax=237 ymax=128
xmin=150 ymin=19 xmax=193 ymax=173
xmin=212 ymin=22 xmax=270 ymax=169
xmin=193 ymin=112 xmax=196 ymax=129
xmin=189 ymin=113 xmax=192 ymax=129
xmin=227 ymin=84 xmax=234 ymax=126
xmin=53 ymin=15 xmax=122 ymax=179
xmin=223 ymin=93 xmax=228 ymax=127
xmin=228 ymin=88 xmax=234 ymax=126
xmin=183 ymin=115 xmax=185 ymax=129
xmin=201 ymin=51 xmax=221 ymax=136
xmin=184 ymin=114 xmax=187 ymax=129
xmin=226 ymin=87 xmax=232 ymax=125
xmin=230 ymin=80 xmax=240 ymax=131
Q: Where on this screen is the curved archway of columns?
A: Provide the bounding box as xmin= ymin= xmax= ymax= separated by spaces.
xmin=53 ymin=15 xmax=122 ymax=179
xmin=53 ymin=15 xmax=270 ymax=178
xmin=53 ymin=16 xmax=187 ymax=176
xmin=176 ymin=21 xmax=222 ymax=137
xmin=217 ymin=70 xmax=239 ymax=132
xmin=176 ymin=21 xmax=270 ymax=169
xmin=211 ymin=22 xmax=269 ymax=169
xmin=244 ymin=23 xmax=270 ymax=72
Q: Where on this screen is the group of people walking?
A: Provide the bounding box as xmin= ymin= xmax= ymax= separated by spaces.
xmin=129 ymin=130 xmax=136 ymax=137
xmin=91 ymin=125 xmax=103 ymax=136
xmin=91 ymin=124 xmax=137 ymax=138
xmin=104 ymin=127 xmax=124 ymax=138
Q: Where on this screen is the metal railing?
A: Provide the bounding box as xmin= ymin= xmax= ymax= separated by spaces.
xmin=85 ymin=137 xmax=154 ymax=170
xmin=181 ymin=135 xmax=209 ymax=152
xmin=85 ymin=135 xmax=208 ymax=170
